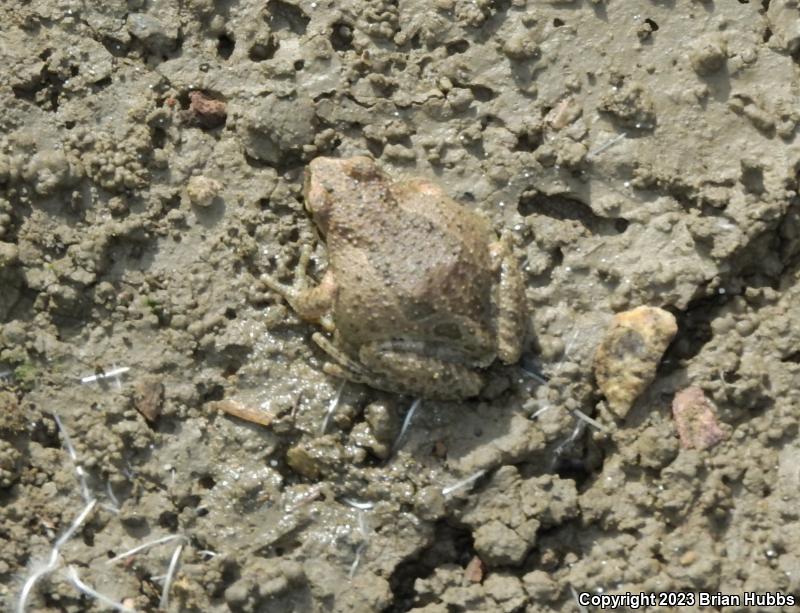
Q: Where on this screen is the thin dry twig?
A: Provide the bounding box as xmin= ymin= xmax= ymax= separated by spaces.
xmin=208 ymin=399 xmax=273 ymax=427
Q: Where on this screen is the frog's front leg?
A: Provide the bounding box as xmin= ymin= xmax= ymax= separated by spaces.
xmin=262 ymin=246 xmax=336 ymax=330
xmin=358 ymin=341 xmax=485 ymax=400
xmin=490 ymin=234 xmax=526 ymax=364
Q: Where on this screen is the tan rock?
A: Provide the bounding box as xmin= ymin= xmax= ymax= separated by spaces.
xmin=133 ymin=376 xmax=164 ymax=423
xmin=594 ymin=306 xmax=678 ymax=417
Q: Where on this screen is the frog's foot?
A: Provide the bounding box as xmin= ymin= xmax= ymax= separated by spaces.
xmin=262 ymin=249 xmax=336 ymax=329
xmin=261 ymin=243 xmax=311 ymax=302
xmin=359 ymin=341 xmax=484 ymax=400
xmin=322 ymin=362 xmax=392 ymax=390
xmin=312 ymin=334 xmax=398 ymax=391
xmin=312 ymin=332 xmax=370 ymax=376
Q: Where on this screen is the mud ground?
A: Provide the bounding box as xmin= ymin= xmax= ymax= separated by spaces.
xmin=2 ymin=1 xmax=799 ymax=611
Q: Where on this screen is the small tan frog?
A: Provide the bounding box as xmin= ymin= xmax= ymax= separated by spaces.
xmin=264 ymin=156 xmax=527 ymax=400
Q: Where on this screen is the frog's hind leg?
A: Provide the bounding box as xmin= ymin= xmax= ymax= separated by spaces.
xmin=312 ymin=335 xmax=484 ymax=400
xmin=359 ymin=341 xmax=485 ymax=400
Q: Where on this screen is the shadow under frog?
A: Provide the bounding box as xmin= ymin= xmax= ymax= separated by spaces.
xmin=263 ymin=156 xmax=527 ymax=400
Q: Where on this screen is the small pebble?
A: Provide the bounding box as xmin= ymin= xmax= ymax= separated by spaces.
xmin=133 ymin=376 xmax=165 ymax=422
xmin=672 ymin=386 xmax=729 ymax=450
xmin=188 ymin=91 xmax=227 ymax=129
xmin=594 ymin=306 xmax=678 ymax=418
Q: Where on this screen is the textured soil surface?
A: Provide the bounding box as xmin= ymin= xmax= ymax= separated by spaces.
xmin=2 ymin=1 xmax=800 ymax=611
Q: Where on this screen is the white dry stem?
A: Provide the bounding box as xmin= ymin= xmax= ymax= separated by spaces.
xmin=520 ymin=367 xmax=548 ymax=385
xmin=558 ymin=329 xmax=580 ymax=372
xmin=529 ymin=328 xmax=582 ymax=422
xmin=159 ymin=542 xmax=184 ymax=610
xmin=17 ymin=498 xmax=97 ymax=613
xmin=65 ymin=565 xmax=137 ymax=613
xmin=198 ymin=550 xmax=218 ymax=559
xmin=52 ymin=412 xmax=91 ymax=503
xmin=348 ymin=544 xmax=366 ymax=579
xmin=357 ymin=510 xmax=369 ymax=538
xmin=569 ymin=584 xmax=588 ymax=613
xmin=587 ymin=132 xmax=627 ymax=158
xmin=341 ymin=498 xmax=375 ymax=511
xmin=529 ymin=405 xmax=553 ymax=420
xmin=392 ymin=398 xmax=421 ymax=453
xmin=569 ymin=408 xmax=607 ymax=432
xmin=442 ymin=469 xmax=487 ymax=497
xmin=80 ymin=366 xmax=130 ymax=385
xmin=348 ymin=511 xmax=370 ymax=579
xmin=106 ymin=481 xmax=121 ymax=510
xmin=529 ymin=326 xmax=606 ymax=431
xmin=320 ymin=381 xmax=346 ymax=434
xmin=106 ymin=534 xmax=187 ymax=565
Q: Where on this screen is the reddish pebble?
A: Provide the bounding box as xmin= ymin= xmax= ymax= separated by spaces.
xmin=188 ymin=91 xmax=227 ymax=128
xmin=671 ymin=386 xmax=728 ymax=450
xmin=464 ymin=555 xmax=485 ymax=583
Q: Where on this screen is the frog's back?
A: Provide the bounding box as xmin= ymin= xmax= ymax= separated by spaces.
xmin=331 ymin=178 xmax=496 ymax=359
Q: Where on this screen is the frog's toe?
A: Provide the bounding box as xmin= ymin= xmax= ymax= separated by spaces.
xmin=322 ymin=362 xmax=380 ymax=388
xmin=261 ymin=274 xmax=296 ymax=300
xmin=312 ymin=333 xmax=368 ymax=375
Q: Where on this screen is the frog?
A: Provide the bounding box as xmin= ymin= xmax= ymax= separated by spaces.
xmin=262 ymin=156 xmax=527 ymax=400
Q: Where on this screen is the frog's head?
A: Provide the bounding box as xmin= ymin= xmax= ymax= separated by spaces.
xmin=303 ymin=156 xmax=382 ymax=235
